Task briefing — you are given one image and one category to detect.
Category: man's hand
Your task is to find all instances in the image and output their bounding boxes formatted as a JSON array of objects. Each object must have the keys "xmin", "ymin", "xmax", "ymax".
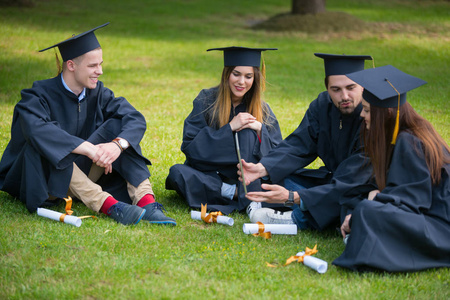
[
  {"xmin": 237, "ymin": 160, "xmax": 268, "ymax": 185},
  {"xmin": 245, "ymin": 183, "xmax": 289, "ymax": 204}
]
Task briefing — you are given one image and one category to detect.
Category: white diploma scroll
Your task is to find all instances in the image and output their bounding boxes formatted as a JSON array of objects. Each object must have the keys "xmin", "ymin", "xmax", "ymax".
[
  {"xmin": 242, "ymin": 223, "xmax": 297, "ymax": 235},
  {"xmin": 296, "ymin": 251, "xmax": 328, "ymax": 274},
  {"xmin": 190, "ymin": 211, "xmax": 234, "ymax": 226},
  {"xmin": 37, "ymin": 208, "xmax": 82, "ymax": 227}
]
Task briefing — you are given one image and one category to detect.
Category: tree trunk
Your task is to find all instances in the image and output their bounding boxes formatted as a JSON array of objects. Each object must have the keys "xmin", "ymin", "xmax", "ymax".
[{"xmin": 292, "ymin": 0, "xmax": 326, "ymax": 15}]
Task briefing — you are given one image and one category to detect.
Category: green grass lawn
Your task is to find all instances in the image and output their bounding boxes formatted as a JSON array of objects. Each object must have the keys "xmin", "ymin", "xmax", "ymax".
[{"xmin": 0, "ymin": 0, "xmax": 449, "ymax": 298}]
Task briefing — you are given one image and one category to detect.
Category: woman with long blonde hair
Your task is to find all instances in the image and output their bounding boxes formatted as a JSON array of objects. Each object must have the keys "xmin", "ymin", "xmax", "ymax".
[
  {"xmin": 166, "ymin": 47, "xmax": 282, "ymax": 215},
  {"xmin": 334, "ymin": 65, "xmax": 450, "ymax": 272}
]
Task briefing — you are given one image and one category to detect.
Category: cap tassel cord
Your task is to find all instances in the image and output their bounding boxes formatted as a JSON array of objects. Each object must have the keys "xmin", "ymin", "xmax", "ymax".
[
  {"xmin": 385, "ymin": 79, "xmax": 401, "ymax": 145},
  {"xmin": 54, "ymin": 49, "xmax": 62, "ymax": 75},
  {"xmin": 261, "ymin": 54, "xmax": 266, "ymax": 92}
]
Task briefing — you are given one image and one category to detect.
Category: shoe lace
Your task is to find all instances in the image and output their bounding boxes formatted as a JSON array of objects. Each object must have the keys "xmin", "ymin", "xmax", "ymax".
[
  {"xmin": 107, "ymin": 203, "xmax": 123, "ymax": 216},
  {"xmin": 153, "ymin": 202, "xmax": 167, "ymax": 212}
]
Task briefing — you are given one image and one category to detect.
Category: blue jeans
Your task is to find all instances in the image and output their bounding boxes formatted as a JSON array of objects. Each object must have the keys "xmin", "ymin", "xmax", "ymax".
[{"xmin": 284, "ymin": 176, "xmax": 310, "ymax": 230}]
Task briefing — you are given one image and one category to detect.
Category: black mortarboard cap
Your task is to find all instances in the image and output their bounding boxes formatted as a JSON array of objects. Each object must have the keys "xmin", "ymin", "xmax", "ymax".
[
  {"xmin": 314, "ymin": 53, "xmax": 373, "ymax": 76},
  {"xmin": 346, "ymin": 65, "xmax": 427, "ymax": 108},
  {"xmin": 39, "ymin": 23, "xmax": 109, "ymax": 61},
  {"xmin": 347, "ymin": 65, "xmax": 426, "ymax": 144},
  {"xmin": 207, "ymin": 46, "xmax": 277, "ymax": 67}
]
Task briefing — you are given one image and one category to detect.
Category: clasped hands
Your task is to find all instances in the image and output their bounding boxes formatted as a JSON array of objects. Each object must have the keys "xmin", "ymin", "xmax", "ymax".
[
  {"xmin": 73, "ymin": 141, "xmax": 122, "ymax": 174},
  {"xmin": 230, "ymin": 112, "xmax": 262, "ymax": 136}
]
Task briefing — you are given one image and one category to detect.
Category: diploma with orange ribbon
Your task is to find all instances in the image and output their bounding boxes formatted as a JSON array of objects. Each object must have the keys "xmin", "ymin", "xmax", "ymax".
[
  {"xmin": 36, "ymin": 196, "xmax": 95, "ymax": 227},
  {"xmin": 284, "ymin": 245, "xmax": 328, "ymax": 273},
  {"xmin": 191, "ymin": 204, "xmax": 234, "ymax": 226},
  {"xmin": 37, "ymin": 207, "xmax": 82, "ymax": 227},
  {"xmin": 243, "ymin": 222, "xmax": 297, "ymax": 235}
]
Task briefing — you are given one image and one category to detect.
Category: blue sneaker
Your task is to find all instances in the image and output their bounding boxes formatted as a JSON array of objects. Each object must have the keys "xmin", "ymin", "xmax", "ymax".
[
  {"xmin": 142, "ymin": 203, "xmax": 176, "ymax": 226},
  {"xmin": 107, "ymin": 202, "xmax": 146, "ymax": 225}
]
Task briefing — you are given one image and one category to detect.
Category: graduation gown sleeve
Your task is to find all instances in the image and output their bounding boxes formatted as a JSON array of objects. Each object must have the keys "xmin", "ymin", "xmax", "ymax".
[
  {"xmin": 260, "ymin": 91, "xmax": 362, "ymax": 184},
  {"xmin": 181, "ymin": 89, "xmax": 238, "ymax": 169},
  {"xmin": 16, "ymin": 84, "xmax": 85, "ymax": 170},
  {"xmin": 298, "ymin": 152, "xmax": 373, "ymax": 230},
  {"xmin": 260, "ymin": 95, "xmax": 321, "ymax": 183}
]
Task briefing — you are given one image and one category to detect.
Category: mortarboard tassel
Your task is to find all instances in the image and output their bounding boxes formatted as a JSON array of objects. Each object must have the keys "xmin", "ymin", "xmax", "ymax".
[
  {"xmin": 385, "ymin": 79, "xmax": 401, "ymax": 145},
  {"xmin": 54, "ymin": 48, "xmax": 63, "ymax": 75},
  {"xmin": 261, "ymin": 54, "xmax": 266, "ymax": 92}
]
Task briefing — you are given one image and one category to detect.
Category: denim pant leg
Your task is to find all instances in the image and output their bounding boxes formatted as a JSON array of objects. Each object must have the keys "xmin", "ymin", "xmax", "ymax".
[{"xmin": 284, "ymin": 176, "xmax": 310, "ymax": 230}]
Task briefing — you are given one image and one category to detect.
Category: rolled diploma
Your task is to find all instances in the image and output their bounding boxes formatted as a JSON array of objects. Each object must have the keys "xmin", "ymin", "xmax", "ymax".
[
  {"xmin": 37, "ymin": 208, "xmax": 82, "ymax": 227},
  {"xmin": 190, "ymin": 211, "xmax": 234, "ymax": 226},
  {"xmin": 242, "ymin": 223, "xmax": 297, "ymax": 235},
  {"xmin": 296, "ymin": 251, "xmax": 328, "ymax": 274}
]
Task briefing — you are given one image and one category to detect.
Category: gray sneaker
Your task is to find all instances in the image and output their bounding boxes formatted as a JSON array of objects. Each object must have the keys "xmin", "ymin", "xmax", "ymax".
[
  {"xmin": 107, "ymin": 202, "xmax": 146, "ymax": 225},
  {"xmin": 250, "ymin": 207, "xmax": 294, "ymax": 224},
  {"xmin": 266, "ymin": 210, "xmax": 294, "ymax": 224},
  {"xmin": 142, "ymin": 203, "xmax": 176, "ymax": 226},
  {"xmin": 249, "ymin": 207, "xmax": 275, "ymax": 223},
  {"xmin": 246, "ymin": 201, "xmax": 262, "ymax": 218}
]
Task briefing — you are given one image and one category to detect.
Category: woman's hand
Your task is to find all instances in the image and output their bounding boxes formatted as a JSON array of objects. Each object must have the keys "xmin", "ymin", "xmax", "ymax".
[
  {"xmin": 340, "ymin": 214, "xmax": 352, "ymax": 238},
  {"xmin": 368, "ymin": 189, "xmax": 380, "ymax": 200}
]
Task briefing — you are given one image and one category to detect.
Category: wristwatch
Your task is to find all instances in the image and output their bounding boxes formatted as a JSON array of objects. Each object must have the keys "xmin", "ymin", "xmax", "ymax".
[
  {"xmin": 284, "ymin": 191, "xmax": 295, "ymax": 207},
  {"xmin": 112, "ymin": 138, "xmax": 130, "ymax": 152}
]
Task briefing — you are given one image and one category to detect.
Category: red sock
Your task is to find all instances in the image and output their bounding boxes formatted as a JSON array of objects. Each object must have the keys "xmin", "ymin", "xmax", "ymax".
[
  {"xmin": 100, "ymin": 196, "xmax": 118, "ymax": 215},
  {"xmin": 137, "ymin": 194, "xmax": 155, "ymax": 207}
]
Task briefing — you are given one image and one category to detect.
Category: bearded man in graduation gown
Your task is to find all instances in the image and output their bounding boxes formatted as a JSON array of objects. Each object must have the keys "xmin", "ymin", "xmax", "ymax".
[
  {"xmin": 0, "ymin": 23, "xmax": 176, "ymax": 226},
  {"xmin": 241, "ymin": 53, "xmax": 373, "ymax": 230}
]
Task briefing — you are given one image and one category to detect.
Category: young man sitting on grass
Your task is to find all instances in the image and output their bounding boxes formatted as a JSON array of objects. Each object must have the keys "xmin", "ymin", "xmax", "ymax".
[{"xmin": 0, "ymin": 23, "xmax": 176, "ymax": 226}]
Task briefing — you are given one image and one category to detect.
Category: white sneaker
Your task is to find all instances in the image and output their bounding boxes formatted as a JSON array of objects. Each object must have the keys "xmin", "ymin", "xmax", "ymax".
[
  {"xmin": 266, "ymin": 210, "xmax": 294, "ymax": 224},
  {"xmin": 249, "ymin": 207, "xmax": 276, "ymax": 223},
  {"xmin": 246, "ymin": 201, "xmax": 262, "ymax": 218}
]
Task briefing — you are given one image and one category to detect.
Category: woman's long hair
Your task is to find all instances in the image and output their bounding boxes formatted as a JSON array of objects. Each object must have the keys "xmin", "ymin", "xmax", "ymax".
[
  {"xmin": 208, "ymin": 66, "xmax": 271, "ymax": 129},
  {"xmin": 363, "ymin": 102, "xmax": 450, "ymax": 190}
]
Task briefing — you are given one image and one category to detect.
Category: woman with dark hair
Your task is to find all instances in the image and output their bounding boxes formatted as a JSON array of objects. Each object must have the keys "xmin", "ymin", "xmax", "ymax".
[
  {"xmin": 166, "ymin": 47, "xmax": 282, "ymax": 215},
  {"xmin": 333, "ymin": 65, "xmax": 450, "ymax": 272}
]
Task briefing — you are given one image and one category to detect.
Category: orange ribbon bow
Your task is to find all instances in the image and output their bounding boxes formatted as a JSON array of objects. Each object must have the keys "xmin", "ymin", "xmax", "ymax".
[
  {"xmin": 252, "ymin": 222, "xmax": 272, "ymax": 239},
  {"xmin": 59, "ymin": 196, "xmax": 96, "ymax": 223},
  {"xmin": 284, "ymin": 244, "xmax": 318, "ymax": 266},
  {"xmin": 200, "ymin": 203, "xmax": 223, "ymax": 224}
]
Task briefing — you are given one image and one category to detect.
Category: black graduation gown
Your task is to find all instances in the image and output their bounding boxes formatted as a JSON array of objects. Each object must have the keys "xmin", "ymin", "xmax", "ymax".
[
  {"xmin": 333, "ymin": 132, "xmax": 450, "ymax": 272},
  {"xmin": 259, "ymin": 91, "xmax": 368, "ymax": 230},
  {"xmin": 165, "ymin": 87, "xmax": 282, "ymax": 214},
  {"xmin": 0, "ymin": 74, "xmax": 151, "ymax": 212}
]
